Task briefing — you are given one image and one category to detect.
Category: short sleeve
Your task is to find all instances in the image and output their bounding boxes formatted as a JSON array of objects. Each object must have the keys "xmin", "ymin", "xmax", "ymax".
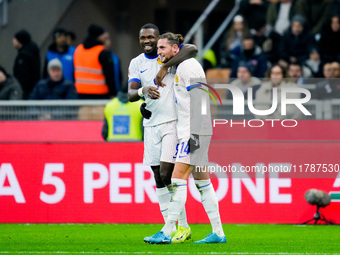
[
  {"xmin": 128, "ymin": 58, "xmax": 140, "ymax": 83},
  {"xmin": 177, "ymin": 61, "xmax": 205, "ymax": 90}
]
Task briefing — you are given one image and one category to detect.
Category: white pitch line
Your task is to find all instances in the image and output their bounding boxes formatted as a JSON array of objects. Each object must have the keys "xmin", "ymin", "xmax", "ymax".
[{"xmin": 0, "ymin": 252, "xmax": 338, "ymax": 255}]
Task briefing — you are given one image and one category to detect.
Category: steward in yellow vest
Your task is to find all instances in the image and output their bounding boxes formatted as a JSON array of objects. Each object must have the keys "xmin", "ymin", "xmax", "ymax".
[{"xmin": 102, "ymin": 86, "xmax": 143, "ymax": 141}]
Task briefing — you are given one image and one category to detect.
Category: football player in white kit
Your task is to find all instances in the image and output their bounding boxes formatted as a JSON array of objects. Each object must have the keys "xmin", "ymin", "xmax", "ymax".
[
  {"xmin": 128, "ymin": 24, "xmax": 197, "ymax": 243},
  {"xmin": 144, "ymin": 32, "xmax": 226, "ymax": 244}
]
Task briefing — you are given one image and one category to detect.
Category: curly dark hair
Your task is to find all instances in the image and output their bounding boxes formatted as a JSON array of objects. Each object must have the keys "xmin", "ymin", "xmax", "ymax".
[{"xmin": 265, "ymin": 64, "xmax": 288, "ymax": 78}]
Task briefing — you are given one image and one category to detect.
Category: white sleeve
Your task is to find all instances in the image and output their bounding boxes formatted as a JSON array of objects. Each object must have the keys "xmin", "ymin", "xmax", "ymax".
[
  {"xmin": 176, "ymin": 64, "xmax": 190, "ymax": 89},
  {"xmin": 177, "ymin": 61, "xmax": 206, "ymax": 90},
  {"xmin": 128, "ymin": 58, "xmax": 140, "ymax": 83}
]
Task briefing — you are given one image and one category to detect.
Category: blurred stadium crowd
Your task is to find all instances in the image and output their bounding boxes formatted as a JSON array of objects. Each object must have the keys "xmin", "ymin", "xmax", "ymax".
[{"xmin": 1, "ymin": 0, "xmax": 340, "ymax": 127}]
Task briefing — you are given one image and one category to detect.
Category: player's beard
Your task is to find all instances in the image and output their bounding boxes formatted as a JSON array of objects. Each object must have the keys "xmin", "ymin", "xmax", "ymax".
[
  {"xmin": 144, "ymin": 45, "xmax": 157, "ymax": 56},
  {"xmin": 159, "ymin": 55, "xmax": 170, "ymax": 63}
]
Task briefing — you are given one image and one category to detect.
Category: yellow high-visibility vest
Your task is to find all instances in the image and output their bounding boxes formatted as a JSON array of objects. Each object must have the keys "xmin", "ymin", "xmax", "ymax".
[{"xmin": 104, "ymin": 98, "xmax": 143, "ymax": 141}]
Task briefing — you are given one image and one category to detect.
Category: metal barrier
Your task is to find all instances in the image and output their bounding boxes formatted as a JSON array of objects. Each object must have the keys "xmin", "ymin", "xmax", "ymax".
[
  {"xmin": 0, "ymin": 100, "xmax": 109, "ymax": 121},
  {"xmin": 323, "ymin": 99, "xmax": 340, "ymax": 120},
  {"xmin": 0, "ymin": 0, "xmax": 8, "ymax": 27},
  {"xmin": 0, "ymin": 99, "xmax": 339, "ymax": 121}
]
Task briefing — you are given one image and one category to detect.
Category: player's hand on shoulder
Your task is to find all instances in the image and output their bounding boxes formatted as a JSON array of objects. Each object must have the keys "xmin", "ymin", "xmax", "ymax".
[
  {"xmin": 143, "ymin": 86, "xmax": 160, "ymax": 99},
  {"xmin": 140, "ymin": 103, "xmax": 152, "ymax": 119}
]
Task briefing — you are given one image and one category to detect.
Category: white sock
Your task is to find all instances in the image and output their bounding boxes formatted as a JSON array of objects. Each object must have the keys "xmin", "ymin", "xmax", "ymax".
[
  {"xmin": 178, "ymin": 207, "xmax": 189, "ymax": 229},
  {"xmin": 161, "ymin": 178, "xmax": 187, "ymax": 236},
  {"xmin": 156, "ymin": 187, "xmax": 170, "ymax": 223},
  {"xmin": 195, "ymin": 179, "xmax": 224, "ymax": 237}
]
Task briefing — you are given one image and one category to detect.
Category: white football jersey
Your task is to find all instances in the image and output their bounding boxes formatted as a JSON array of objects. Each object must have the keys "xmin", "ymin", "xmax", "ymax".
[
  {"xmin": 128, "ymin": 53, "xmax": 177, "ymax": 127},
  {"xmin": 174, "ymin": 58, "xmax": 213, "ymax": 139}
]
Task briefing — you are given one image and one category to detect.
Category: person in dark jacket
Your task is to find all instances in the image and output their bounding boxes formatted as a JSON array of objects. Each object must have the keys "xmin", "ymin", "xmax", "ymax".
[
  {"xmin": 266, "ymin": 0, "xmax": 299, "ymax": 35},
  {"xmin": 279, "ymin": 15, "xmax": 315, "ymax": 66},
  {"xmin": 101, "ymin": 28, "xmax": 123, "ymax": 93},
  {"xmin": 0, "ymin": 65, "xmax": 23, "ymax": 100},
  {"xmin": 294, "ymin": 0, "xmax": 333, "ymax": 35},
  {"xmin": 315, "ymin": 62, "xmax": 340, "ymax": 99},
  {"xmin": 12, "ymin": 29, "xmax": 40, "ymax": 99},
  {"xmin": 230, "ymin": 36, "xmax": 268, "ymax": 78},
  {"xmin": 318, "ymin": 14, "xmax": 340, "ymax": 63},
  {"xmin": 238, "ymin": 0, "xmax": 269, "ymax": 30},
  {"xmin": 252, "ymin": 18, "xmax": 282, "ymax": 64},
  {"xmin": 65, "ymin": 30, "xmax": 77, "ymax": 47},
  {"xmin": 227, "ymin": 62, "xmax": 261, "ymax": 99},
  {"xmin": 74, "ymin": 24, "xmax": 117, "ymax": 99},
  {"xmin": 43, "ymin": 28, "xmax": 75, "ymax": 82},
  {"xmin": 304, "ymin": 48, "xmax": 323, "ymax": 78},
  {"xmin": 29, "ymin": 58, "xmax": 77, "ymax": 100}
]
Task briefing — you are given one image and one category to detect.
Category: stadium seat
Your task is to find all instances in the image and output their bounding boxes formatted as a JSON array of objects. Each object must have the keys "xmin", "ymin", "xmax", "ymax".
[
  {"xmin": 205, "ymin": 68, "xmax": 231, "ymax": 99},
  {"xmin": 78, "ymin": 106, "xmax": 105, "ymax": 120}
]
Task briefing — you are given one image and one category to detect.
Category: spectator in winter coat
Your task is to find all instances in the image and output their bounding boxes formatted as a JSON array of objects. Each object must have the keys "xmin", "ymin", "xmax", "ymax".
[
  {"xmin": 227, "ymin": 62, "xmax": 261, "ymax": 99},
  {"xmin": 238, "ymin": 0, "xmax": 269, "ymax": 31},
  {"xmin": 279, "ymin": 15, "xmax": 315, "ymax": 67},
  {"xmin": 230, "ymin": 36, "xmax": 268, "ymax": 78},
  {"xmin": 266, "ymin": 0, "xmax": 298, "ymax": 35},
  {"xmin": 251, "ymin": 18, "xmax": 282, "ymax": 64},
  {"xmin": 255, "ymin": 64, "xmax": 303, "ymax": 119},
  {"xmin": 219, "ymin": 15, "xmax": 250, "ymax": 68},
  {"xmin": 0, "ymin": 65, "xmax": 23, "ymax": 100},
  {"xmin": 295, "ymin": 0, "xmax": 332, "ymax": 35},
  {"xmin": 315, "ymin": 62, "xmax": 340, "ymax": 99},
  {"xmin": 318, "ymin": 14, "xmax": 340, "ymax": 63},
  {"xmin": 12, "ymin": 29, "xmax": 40, "ymax": 99},
  {"xmin": 29, "ymin": 59, "xmax": 77, "ymax": 100},
  {"xmin": 43, "ymin": 28, "xmax": 75, "ymax": 82},
  {"xmin": 304, "ymin": 48, "xmax": 323, "ymax": 78}
]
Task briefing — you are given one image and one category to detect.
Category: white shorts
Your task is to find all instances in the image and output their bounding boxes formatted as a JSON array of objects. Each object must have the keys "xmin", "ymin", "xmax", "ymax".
[
  {"xmin": 175, "ymin": 135, "xmax": 211, "ymax": 166},
  {"xmin": 143, "ymin": 120, "xmax": 178, "ymax": 166}
]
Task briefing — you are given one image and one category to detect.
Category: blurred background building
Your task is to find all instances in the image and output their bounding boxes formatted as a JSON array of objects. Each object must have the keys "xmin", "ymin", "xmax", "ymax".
[{"xmin": 0, "ymin": 0, "xmax": 233, "ymax": 82}]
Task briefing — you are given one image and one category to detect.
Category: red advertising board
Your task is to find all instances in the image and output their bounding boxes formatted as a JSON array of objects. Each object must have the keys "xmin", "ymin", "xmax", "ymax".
[
  {"xmin": 0, "ymin": 120, "xmax": 340, "ymax": 142},
  {"xmin": 0, "ymin": 121, "xmax": 103, "ymax": 142},
  {"xmin": 1, "ymin": 142, "xmax": 339, "ymax": 224}
]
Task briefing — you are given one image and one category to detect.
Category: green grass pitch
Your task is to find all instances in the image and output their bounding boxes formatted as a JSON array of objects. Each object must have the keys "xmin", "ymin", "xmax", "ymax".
[{"xmin": 0, "ymin": 224, "xmax": 339, "ymax": 254}]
